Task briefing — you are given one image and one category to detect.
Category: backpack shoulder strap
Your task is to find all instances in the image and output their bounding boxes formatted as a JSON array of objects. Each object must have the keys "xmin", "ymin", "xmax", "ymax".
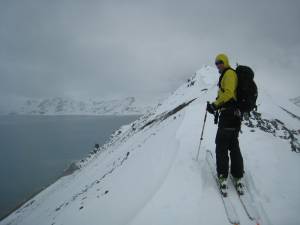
[{"xmin": 218, "ymin": 67, "xmax": 235, "ymax": 88}]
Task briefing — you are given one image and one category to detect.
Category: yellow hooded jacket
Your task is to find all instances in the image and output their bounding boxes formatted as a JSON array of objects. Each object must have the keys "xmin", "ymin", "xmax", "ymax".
[{"xmin": 213, "ymin": 54, "xmax": 238, "ymax": 108}]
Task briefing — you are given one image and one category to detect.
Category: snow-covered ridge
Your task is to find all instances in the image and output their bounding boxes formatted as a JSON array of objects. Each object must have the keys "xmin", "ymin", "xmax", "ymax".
[
  {"xmin": 5, "ymin": 97, "xmax": 152, "ymax": 115},
  {"xmin": 290, "ymin": 96, "xmax": 300, "ymax": 107},
  {"xmin": 1, "ymin": 65, "xmax": 300, "ymax": 225}
]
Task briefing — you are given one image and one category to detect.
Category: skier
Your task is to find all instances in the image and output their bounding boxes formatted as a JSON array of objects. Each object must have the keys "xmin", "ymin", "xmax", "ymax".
[{"xmin": 206, "ymin": 53, "xmax": 244, "ymax": 194}]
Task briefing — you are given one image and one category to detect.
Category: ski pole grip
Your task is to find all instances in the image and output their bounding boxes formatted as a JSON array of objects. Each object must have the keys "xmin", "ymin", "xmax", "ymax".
[{"xmin": 206, "ymin": 101, "xmax": 210, "ymax": 111}]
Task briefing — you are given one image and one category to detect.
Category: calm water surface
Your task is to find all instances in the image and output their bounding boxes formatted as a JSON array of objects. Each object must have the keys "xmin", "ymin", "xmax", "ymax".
[{"xmin": 0, "ymin": 115, "xmax": 139, "ymax": 219}]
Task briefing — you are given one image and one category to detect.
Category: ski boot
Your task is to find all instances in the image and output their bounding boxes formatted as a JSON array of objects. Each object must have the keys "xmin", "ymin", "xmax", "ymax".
[
  {"xmin": 233, "ymin": 177, "xmax": 244, "ymax": 195},
  {"xmin": 218, "ymin": 175, "xmax": 228, "ymax": 197}
]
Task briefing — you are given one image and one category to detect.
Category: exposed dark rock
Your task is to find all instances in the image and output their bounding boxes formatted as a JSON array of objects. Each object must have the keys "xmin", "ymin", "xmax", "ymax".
[
  {"xmin": 245, "ymin": 111, "xmax": 300, "ymax": 152},
  {"xmin": 62, "ymin": 162, "xmax": 80, "ymax": 176},
  {"xmin": 140, "ymin": 98, "xmax": 197, "ymax": 130}
]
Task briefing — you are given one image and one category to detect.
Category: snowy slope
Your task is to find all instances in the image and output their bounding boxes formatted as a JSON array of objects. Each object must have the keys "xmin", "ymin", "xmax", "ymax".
[
  {"xmin": 1, "ymin": 65, "xmax": 300, "ymax": 225},
  {"xmin": 2, "ymin": 97, "xmax": 152, "ymax": 115},
  {"xmin": 290, "ymin": 96, "xmax": 300, "ymax": 108}
]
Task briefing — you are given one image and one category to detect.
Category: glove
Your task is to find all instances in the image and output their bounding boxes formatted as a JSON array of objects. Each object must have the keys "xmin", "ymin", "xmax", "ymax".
[{"xmin": 206, "ymin": 102, "xmax": 217, "ymax": 114}]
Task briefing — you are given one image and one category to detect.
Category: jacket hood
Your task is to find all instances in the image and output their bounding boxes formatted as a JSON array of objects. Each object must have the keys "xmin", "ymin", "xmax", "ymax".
[{"xmin": 215, "ymin": 53, "xmax": 230, "ymax": 68}]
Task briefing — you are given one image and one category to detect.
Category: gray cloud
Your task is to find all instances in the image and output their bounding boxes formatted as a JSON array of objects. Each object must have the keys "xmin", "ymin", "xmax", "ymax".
[{"xmin": 0, "ymin": 0, "xmax": 299, "ymax": 104}]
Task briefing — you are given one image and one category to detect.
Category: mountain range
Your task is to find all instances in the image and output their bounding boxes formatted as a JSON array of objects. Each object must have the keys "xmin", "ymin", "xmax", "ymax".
[{"xmin": 4, "ymin": 97, "xmax": 152, "ymax": 115}]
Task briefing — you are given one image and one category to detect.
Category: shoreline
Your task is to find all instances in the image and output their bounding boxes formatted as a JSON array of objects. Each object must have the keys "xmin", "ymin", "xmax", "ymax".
[
  {"xmin": 0, "ymin": 160, "xmax": 82, "ymax": 222},
  {"xmin": 0, "ymin": 114, "xmax": 141, "ymax": 222}
]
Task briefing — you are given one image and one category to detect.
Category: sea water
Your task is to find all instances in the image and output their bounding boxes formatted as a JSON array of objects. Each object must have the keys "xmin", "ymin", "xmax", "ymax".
[{"xmin": 0, "ymin": 115, "xmax": 139, "ymax": 219}]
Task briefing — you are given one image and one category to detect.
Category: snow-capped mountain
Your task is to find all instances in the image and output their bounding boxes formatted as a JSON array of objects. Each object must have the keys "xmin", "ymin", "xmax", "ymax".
[
  {"xmin": 5, "ymin": 97, "xmax": 152, "ymax": 115},
  {"xmin": 1, "ymin": 65, "xmax": 300, "ymax": 225}
]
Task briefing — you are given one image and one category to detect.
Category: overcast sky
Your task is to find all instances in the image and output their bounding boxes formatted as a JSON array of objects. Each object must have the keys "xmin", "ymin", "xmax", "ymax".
[{"xmin": 0, "ymin": 0, "xmax": 299, "ymax": 104}]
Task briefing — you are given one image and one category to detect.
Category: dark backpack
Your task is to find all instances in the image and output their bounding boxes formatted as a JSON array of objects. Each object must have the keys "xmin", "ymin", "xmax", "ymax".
[{"xmin": 235, "ymin": 65, "xmax": 258, "ymax": 113}]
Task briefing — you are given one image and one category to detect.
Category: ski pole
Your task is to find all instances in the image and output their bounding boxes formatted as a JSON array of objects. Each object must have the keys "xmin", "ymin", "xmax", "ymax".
[{"xmin": 196, "ymin": 104, "xmax": 208, "ymax": 160}]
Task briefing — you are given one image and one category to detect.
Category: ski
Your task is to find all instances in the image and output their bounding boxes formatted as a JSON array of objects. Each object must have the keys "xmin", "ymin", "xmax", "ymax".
[
  {"xmin": 205, "ymin": 150, "xmax": 240, "ymax": 225},
  {"xmin": 230, "ymin": 175, "xmax": 261, "ymax": 225}
]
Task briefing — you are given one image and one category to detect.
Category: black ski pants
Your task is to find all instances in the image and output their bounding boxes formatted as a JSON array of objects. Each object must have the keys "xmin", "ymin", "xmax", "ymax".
[{"xmin": 215, "ymin": 128, "xmax": 244, "ymax": 179}]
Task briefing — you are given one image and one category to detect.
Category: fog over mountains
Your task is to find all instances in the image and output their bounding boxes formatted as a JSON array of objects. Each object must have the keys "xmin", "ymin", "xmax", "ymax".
[{"xmin": 1, "ymin": 97, "xmax": 154, "ymax": 116}]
